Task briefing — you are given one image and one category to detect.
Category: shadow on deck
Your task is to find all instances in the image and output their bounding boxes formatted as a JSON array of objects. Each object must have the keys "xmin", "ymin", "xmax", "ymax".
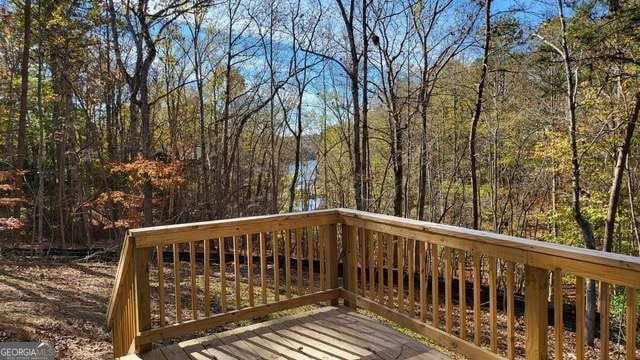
[{"xmin": 118, "ymin": 306, "xmax": 448, "ymax": 360}]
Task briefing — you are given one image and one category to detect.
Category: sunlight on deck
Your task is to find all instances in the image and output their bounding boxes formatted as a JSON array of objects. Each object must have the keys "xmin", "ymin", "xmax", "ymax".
[{"xmin": 118, "ymin": 306, "xmax": 449, "ymax": 360}]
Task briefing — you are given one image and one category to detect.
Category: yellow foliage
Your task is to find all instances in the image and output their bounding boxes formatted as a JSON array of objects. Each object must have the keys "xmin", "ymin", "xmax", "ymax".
[{"xmin": 532, "ymin": 132, "xmax": 571, "ymax": 173}]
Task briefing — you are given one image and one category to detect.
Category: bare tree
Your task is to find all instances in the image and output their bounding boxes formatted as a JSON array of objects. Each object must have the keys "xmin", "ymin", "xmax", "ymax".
[
  {"xmin": 335, "ymin": 0, "xmax": 364, "ymax": 210},
  {"xmin": 534, "ymin": 0, "xmax": 597, "ymax": 344},
  {"xmin": 468, "ymin": 0, "xmax": 491, "ymax": 230},
  {"xmin": 109, "ymin": 0, "xmax": 207, "ymax": 225},
  {"xmin": 413, "ymin": 0, "xmax": 477, "ymax": 221},
  {"xmin": 15, "ymin": 0, "xmax": 31, "ymax": 209},
  {"xmin": 370, "ymin": 0, "xmax": 411, "ymax": 217},
  {"xmin": 284, "ymin": 0, "xmax": 322, "ymax": 212},
  {"xmin": 604, "ymin": 91, "xmax": 639, "ymax": 252}
]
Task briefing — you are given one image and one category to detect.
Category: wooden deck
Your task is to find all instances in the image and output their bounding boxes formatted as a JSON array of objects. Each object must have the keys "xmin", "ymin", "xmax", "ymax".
[
  {"xmin": 119, "ymin": 306, "xmax": 449, "ymax": 360},
  {"xmin": 109, "ymin": 209, "xmax": 640, "ymax": 359}
]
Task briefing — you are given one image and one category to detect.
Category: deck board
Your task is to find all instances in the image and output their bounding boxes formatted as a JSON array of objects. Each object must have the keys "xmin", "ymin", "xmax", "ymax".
[{"xmin": 118, "ymin": 306, "xmax": 450, "ymax": 360}]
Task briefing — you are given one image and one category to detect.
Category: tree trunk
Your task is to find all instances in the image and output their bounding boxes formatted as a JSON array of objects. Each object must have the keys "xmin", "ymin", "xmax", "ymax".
[
  {"xmin": 335, "ymin": 0, "xmax": 363, "ymax": 210},
  {"xmin": 469, "ymin": 0, "xmax": 491, "ymax": 230},
  {"xmin": 555, "ymin": 0, "xmax": 598, "ymax": 344},
  {"xmin": 15, "ymin": 0, "xmax": 31, "ymax": 217},
  {"xmin": 603, "ymin": 90, "xmax": 639, "ymax": 252},
  {"xmin": 192, "ymin": 12, "xmax": 210, "ymax": 217},
  {"xmin": 140, "ymin": 68, "xmax": 153, "ymax": 226},
  {"xmin": 361, "ymin": 0, "xmax": 369, "ymax": 211},
  {"xmin": 390, "ymin": 110, "xmax": 404, "ymax": 217},
  {"xmin": 288, "ymin": 105, "xmax": 303, "ymax": 213},
  {"xmin": 418, "ymin": 98, "xmax": 428, "ymax": 220},
  {"xmin": 35, "ymin": 28, "xmax": 44, "ymax": 244}
]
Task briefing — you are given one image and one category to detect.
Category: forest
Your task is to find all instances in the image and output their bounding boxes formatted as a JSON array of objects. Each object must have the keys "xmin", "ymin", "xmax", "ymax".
[
  {"xmin": 2, "ymin": 0, "xmax": 639, "ymax": 255},
  {"xmin": 1, "ymin": 0, "xmax": 640, "ymax": 357}
]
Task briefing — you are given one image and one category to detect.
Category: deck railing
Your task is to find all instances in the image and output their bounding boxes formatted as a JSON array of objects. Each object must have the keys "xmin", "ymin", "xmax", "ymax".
[{"xmin": 107, "ymin": 208, "xmax": 640, "ymax": 360}]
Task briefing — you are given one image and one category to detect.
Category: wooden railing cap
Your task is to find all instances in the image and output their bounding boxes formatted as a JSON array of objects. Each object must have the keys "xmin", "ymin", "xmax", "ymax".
[{"xmin": 335, "ymin": 208, "xmax": 640, "ymax": 274}]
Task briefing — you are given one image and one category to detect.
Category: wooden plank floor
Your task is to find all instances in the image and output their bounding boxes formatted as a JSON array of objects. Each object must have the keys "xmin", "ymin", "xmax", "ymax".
[{"xmin": 119, "ymin": 306, "xmax": 449, "ymax": 360}]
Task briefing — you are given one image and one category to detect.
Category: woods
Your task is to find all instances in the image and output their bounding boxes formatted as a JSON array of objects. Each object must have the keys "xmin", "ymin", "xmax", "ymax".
[
  {"xmin": 0, "ymin": 0, "xmax": 639, "ymax": 358},
  {"xmin": 0, "ymin": 0, "xmax": 639, "ymax": 259}
]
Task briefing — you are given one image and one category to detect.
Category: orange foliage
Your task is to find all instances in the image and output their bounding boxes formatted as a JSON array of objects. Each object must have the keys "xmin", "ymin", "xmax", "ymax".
[
  {"xmin": 0, "ymin": 170, "xmax": 27, "ymax": 182},
  {"xmin": 92, "ymin": 191, "xmax": 143, "ymax": 209},
  {"xmin": 0, "ymin": 217, "xmax": 24, "ymax": 231},
  {"xmin": 107, "ymin": 219, "xmax": 142, "ymax": 229},
  {"xmin": 0, "ymin": 198, "xmax": 27, "ymax": 206},
  {"xmin": 85, "ymin": 191, "xmax": 143, "ymax": 229},
  {"xmin": 109, "ymin": 157, "xmax": 185, "ymax": 190},
  {"xmin": 0, "ymin": 184, "xmax": 14, "ymax": 191}
]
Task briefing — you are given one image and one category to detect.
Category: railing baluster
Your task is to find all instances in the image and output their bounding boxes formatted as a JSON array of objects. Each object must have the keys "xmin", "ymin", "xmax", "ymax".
[
  {"xmin": 408, "ymin": 238, "xmax": 415, "ymax": 317},
  {"xmin": 247, "ymin": 234, "xmax": 254, "ymax": 307},
  {"xmin": 296, "ymin": 228, "xmax": 303, "ymax": 296},
  {"xmin": 156, "ymin": 245, "xmax": 165, "ymax": 327},
  {"xmin": 260, "ymin": 232, "xmax": 267, "ymax": 304},
  {"xmin": 129, "ymin": 283, "xmax": 135, "ymax": 348},
  {"xmin": 506, "ymin": 261, "xmax": 515, "ymax": 360},
  {"xmin": 387, "ymin": 234, "xmax": 393, "ymax": 307},
  {"xmin": 349, "ymin": 225, "xmax": 358, "ymax": 300},
  {"xmin": 445, "ymin": 247, "xmax": 452, "ymax": 334},
  {"xmin": 173, "ymin": 243, "xmax": 181, "ymax": 322},
  {"xmin": 233, "ymin": 235, "xmax": 241, "ymax": 310},
  {"xmin": 459, "ymin": 251, "xmax": 467, "ymax": 340},
  {"xmin": 274, "ymin": 231, "xmax": 280, "ymax": 302},
  {"xmin": 377, "ymin": 232, "xmax": 384, "ymax": 303},
  {"xmin": 309, "ymin": 227, "xmax": 315, "ymax": 292},
  {"xmin": 489, "ymin": 256, "xmax": 497, "ymax": 352},
  {"xmin": 203, "ymin": 239, "xmax": 210, "ymax": 317},
  {"xmin": 398, "ymin": 238, "xmax": 405, "ymax": 312},
  {"xmin": 319, "ymin": 227, "xmax": 326, "ymax": 291},
  {"xmin": 368, "ymin": 230, "xmax": 375, "ymax": 299},
  {"xmin": 473, "ymin": 253, "xmax": 481, "ymax": 345},
  {"xmin": 553, "ymin": 269, "xmax": 563, "ymax": 360},
  {"xmin": 431, "ymin": 243, "xmax": 439, "ymax": 328},
  {"xmin": 419, "ymin": 241, "xmax": 426, "ymax": 322},
  {"xmin": 133, "ymin": 247, "xmax": 151, "ymax": 352},
  {"xmin": 358, "ymin": 227, "xmax": 367, "ymax": 296},
  {"xmin": 626, "ymin": 287, "xmax": 637, "ymax": 360},
  {"xmin": 576, "ymin": 276, "xmax": 585, "ymax": 360},
  {"xmin": 123, "ymin": 290, "xmax": 128, "ymax": 350},
  {"xmin": 218, "ymin": 237, "xmax": 227, "ymax": 313},
  {"xmin": 285, "ymin": 229, "xmax": 292, "ymax": 299},
  {"xmin": 121, "ymin": 289, "xmax": 126, "ymax": 349},
  {"xmin": 600, "ymin": 282, "xmax": 610, "ymax": 360},
  {"xmin": 113, "ymin": 301, "xmax": 122, "ymax": 354},
  {"xmin": 189, "ymin": 241, "xmax": 198, "ymax": 319}
]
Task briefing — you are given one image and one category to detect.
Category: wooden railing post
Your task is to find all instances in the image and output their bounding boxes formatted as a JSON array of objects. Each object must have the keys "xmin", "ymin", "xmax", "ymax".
[
  {"xmin": 133, "ymin": 245, "xmax": 152, "ymax": 353},
  {"xmin": 525, "ymin": 265, "xmax": 549, "ymax": 360},
  {"xmin": 342, "ymin": 224, "xmax": 357, "ymax": 308},
  {"xmin": 323, "ymin": 223, "xmax": 339, "ymax": 305}
]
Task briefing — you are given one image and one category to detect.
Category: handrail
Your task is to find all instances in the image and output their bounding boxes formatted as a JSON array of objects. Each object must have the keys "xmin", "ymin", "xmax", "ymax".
[
  {"xmin": 107, "ymin": 209, "xmax": 640, "ymax": 360},
  {"xmin": 336, "ymin": 208, "xmax": 640, "ymax": 288},
  {"xmin": 107, "ymin": 234, "xmax": 137, "ymax": 356},
  {"xmin": 129, "ymin": 209, "xmax": 339, "ymax": 247},
  {"xmin": 107, "ymin": 233, "xmax": 133, "ymax": 326}
]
